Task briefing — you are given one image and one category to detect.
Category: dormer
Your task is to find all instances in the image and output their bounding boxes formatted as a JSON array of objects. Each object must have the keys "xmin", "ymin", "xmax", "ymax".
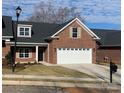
[{"xmin": 17, "ymin": 24, "xmax": 32, "ymax": 37}]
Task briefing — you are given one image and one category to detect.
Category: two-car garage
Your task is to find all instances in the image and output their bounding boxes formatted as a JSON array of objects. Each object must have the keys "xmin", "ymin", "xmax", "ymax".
[{"xmin": 57, "ymin": 48, "xmax": 92, "ymax": 64}]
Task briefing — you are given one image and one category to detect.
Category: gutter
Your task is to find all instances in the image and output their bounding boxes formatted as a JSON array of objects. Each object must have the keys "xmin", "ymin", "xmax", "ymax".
[
  {"xmin": 6, "ymin": 42, "xmax": 48, "ymax": 46},
  {"xmin": 2, "ymin": 36, "xmax": 13, "ymax": 38},
  {"xmin": 99, "ymin": 45, "xmax": 121, "ymax": 47}
]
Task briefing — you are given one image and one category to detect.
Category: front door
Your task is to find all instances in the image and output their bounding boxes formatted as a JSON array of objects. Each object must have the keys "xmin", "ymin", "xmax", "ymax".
[{"xmin": 38, "ymin": 48, "xmax": 43, "ymax": 61}]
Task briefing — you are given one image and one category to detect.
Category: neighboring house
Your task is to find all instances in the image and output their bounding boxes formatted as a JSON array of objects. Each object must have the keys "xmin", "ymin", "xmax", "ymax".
[
  {"xmin": 92, "ymin": 29, "xmax": 121, "ymax": 64},
  {"xmin": 2, "ymin": 16, "xmax": 13, "ymax": 65},
  {"xmin": 2, "ymin": 16, "xmax": 121, "ymax": 65}
]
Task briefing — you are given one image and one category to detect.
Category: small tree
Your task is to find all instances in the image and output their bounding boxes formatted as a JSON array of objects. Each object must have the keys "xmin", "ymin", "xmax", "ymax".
[{"xmin": 5, "ymin": 51, "xmax": 13, "ymax": 65}]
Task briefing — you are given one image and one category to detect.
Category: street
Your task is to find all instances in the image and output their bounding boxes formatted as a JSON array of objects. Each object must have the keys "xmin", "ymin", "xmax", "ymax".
[
  {"xmin": 2, "ymin": 85, "xmax": 66, "ymax": 93},
  {"xmin": 2, "ymin": 85, "xmax": 121, "ymax": 93}
]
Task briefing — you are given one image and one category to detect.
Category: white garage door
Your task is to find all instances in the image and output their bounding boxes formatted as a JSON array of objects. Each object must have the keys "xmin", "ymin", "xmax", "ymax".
[{"xmin": 57, "ymin": 48, "xmax": 92, "ymax": 64}]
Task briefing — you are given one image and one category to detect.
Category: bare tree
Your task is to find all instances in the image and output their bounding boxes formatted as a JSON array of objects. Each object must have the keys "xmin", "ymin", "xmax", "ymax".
[{"xmin": 28, "ymin": 1, "xmax": 83, "ymax": 24}]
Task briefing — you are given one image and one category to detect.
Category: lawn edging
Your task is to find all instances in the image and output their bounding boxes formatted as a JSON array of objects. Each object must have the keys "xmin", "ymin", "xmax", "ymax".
[
  {"xmin": 3, "ymin": 74, "xmax": 104, "ymax": 82},
  {"xmin": 2, "ymin": 80, "xmax": 120, "ymax": 90}
]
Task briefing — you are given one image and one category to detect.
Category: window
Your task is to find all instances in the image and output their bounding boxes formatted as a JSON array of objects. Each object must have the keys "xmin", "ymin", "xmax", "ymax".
[
  {"xmin": 19, "ymin": 49, "xmax": 29, "ymax": 58},
  {"xmin": 79, "ymin": 48, "xmax": 82, "ymax": 50},
  {"xmin": 2, "ymin": 40, "xmax": 5, "ymax": 47},
  {"xmin": 70, "ymin": 27, "xmax": 81, "ymax": 38},
  {"xmin": 18, "ymin": 24, "xmax": 32, "ymax": 37},
  {"xmin": 19, "ymin": 27, "xmax": 30, "ymax": 36},
  {"xmin": 72, "ymin": 28, "xmax": 78, "ymax": 38},
  {"xmin": 71, "ymin": 48, "xmax": 74, "ymax": 50},
  {"xmin": 63, "ymin": 48, "xmax": 65, "ymax": 50},
  {"xmin": 67, "ymin": 48, "xmax": 70, "ymax": 50}
]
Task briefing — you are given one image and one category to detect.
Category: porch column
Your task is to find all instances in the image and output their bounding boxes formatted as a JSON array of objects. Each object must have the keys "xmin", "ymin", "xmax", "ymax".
[{"xmin": 36, "ymin": 46, "xmax": 38, "ymax": 62}]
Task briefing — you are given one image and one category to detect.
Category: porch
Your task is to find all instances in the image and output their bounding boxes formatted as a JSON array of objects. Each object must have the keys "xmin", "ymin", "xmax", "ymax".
[{"xmin": 11, "ymin": 45, "xmax": 48, "ymax": 63}]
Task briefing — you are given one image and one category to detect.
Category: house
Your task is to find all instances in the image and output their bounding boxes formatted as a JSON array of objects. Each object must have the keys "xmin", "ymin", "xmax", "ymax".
[
  {"xmin": 2, "ymin": 16, "xmax": 121, "ymax": 65},
  {"xmin": 92, "ymin": 29, "xmax": 121, "ymax": 64}
]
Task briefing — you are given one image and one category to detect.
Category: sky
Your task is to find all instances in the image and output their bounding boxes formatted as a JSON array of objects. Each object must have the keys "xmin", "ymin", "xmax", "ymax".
[{"xmin": 2, "ymin": 0, "xmax": 121, "ymax": 30}]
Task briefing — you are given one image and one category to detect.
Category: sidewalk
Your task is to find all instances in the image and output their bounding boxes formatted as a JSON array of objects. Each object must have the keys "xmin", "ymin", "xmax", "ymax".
[
  {"xmin": 3, "ymin": 74, "xmax": 104, "ymax": 82},
  {"xmin": 3, "ymin": 80, "xmax": 120, "ymax": 90},
  {"xmin": 2, "ymin": 74, "xmax": 121, "ymax": 89}
]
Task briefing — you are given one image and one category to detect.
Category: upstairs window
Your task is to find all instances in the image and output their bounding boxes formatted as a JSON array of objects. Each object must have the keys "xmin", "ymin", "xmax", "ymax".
[
  {"xmin": 19, "ymin": 27, "xmax": 29, "ymax": 36},
  {"xmin": 72, "ymin": 28, "xmax": 78, "ymax": 38},
  {"xmin": 70, "ymin": 27, "xmax": 81, "ymax": 38},
  {"xmin": 18, "ymin": 24, "xmax": 32, "ymax": 37}
]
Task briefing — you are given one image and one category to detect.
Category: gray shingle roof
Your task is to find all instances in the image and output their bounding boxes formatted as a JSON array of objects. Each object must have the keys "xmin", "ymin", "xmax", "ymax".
[
  {"xmin": 2, "ymin": 16, "xmax": 121, "ymax": 47},
  {"xmin": 2, "ymin": 16, "xmax": 13, "ymax": 37},
  {"xmin": 12, "ymin": 21, "xmax": 65, "ymax": 43},
  {"xmin": 92, "ymin": 29, "xmax": 121, "ymax": 47}
]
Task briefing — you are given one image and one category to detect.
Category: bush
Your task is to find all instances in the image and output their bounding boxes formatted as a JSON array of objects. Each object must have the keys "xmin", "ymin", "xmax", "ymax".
[{"xmin": 5, "ymin": 51, "xmax": 13, "ymax": 65}]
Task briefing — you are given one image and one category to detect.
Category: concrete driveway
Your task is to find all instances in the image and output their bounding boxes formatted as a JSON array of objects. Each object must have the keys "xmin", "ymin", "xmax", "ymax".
[{"xmin": 60, "ymin": 64, "xmax": 121, "ymax": 84}]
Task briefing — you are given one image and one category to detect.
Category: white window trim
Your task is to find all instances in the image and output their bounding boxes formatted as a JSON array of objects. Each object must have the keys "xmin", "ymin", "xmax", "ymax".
[
  {"xmin": 19, "ymin": 48, "xmax": 29, "ymax": 58},
  {"xmin": 17, "ymin": 24, "xmax": 32, "ymax": 37}
]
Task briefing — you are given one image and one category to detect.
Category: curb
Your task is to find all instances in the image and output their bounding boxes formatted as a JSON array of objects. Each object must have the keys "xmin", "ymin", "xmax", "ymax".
[
  {"xmin": 3, "ymin": 74, "xmax": 104, "ymax": 82},
  {"xmin": 2, "ymin": 80, "xmax": 121, "ymax": 90}
]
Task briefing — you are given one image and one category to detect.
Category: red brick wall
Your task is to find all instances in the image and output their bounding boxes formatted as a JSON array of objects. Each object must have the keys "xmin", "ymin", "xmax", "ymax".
[
  {"xmin": 47, "ymin": 20, "xmax": 97, "ymax": 64},
  {"xmin": 96, "ymin": 47, "xmax": 121, "ymax": 64},
  {"xmin": 44, "ymin": 47, "xmax": 48, "ymax": 62},
  {"xmin": 15, "ymin": 47, "xmax": 47, "ymax": 63}
]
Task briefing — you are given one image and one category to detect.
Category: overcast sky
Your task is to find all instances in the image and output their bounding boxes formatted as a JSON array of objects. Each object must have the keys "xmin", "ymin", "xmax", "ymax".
[{"xmin": 2, "ymin": 0, "xmax": 121, "ymax": 30}]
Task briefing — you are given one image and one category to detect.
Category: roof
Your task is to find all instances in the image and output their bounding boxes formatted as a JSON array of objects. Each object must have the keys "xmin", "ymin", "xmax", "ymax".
[
  {"xmin": 13, "ymin": 18, "xmax": 99, "ymax": 43},
  {"xmin": 92, "ymin": 29, "xmax": 121, "ymax": 47},
  {"xmin": 12, "ymin": 21, "xmax": 65, "ymax": 43},
  {"xmin": 2, "ymin": 16, "xmax": 13, "ymax": 37},
  {"xmin": 2, "ymin": 16, "xmax": 121, "ymax": 47}
]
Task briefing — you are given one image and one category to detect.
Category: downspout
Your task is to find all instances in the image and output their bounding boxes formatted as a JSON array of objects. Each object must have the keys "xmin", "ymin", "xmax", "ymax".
[{"xmin": 48, "ymin": 44, "xmax": 50, "ymax": 63}]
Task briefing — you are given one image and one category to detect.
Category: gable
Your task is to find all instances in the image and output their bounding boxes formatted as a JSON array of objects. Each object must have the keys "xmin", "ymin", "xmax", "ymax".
[
  {"xmin": 56, "ymin": 21, "xmax": 94, "ymax": 41},
  {"xmin": 51, "ymin": 18, "xmax": 100, "ymax": 40}
]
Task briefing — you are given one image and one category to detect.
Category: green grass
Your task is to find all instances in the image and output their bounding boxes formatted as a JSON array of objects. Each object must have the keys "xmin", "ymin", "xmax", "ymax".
[{"xmin": 2, "ymin": 64, "xmax": 94, "ymax": 78}]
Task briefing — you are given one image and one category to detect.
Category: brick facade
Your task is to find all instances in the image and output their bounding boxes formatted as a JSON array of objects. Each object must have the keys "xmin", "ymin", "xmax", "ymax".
[
  {"xmin": 96, "ymin": 47, "xmax": 121, "ymax": 64},
  {"xmin": 2, "ymin": 18, "xmax": 120, "ymax": 65},
  {"xmin": 15, "ymin": 47, "xmax": 47, "ymax": 63},
  {"xmin": 47, "ymin": 20, "xmax": 97, "ymax": 64}
]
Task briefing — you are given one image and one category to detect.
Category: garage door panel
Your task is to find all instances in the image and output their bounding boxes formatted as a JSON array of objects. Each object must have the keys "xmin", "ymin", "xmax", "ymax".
[{"xmin": 57, "ymin": 48, "xmax": 92, "ymax": 64}]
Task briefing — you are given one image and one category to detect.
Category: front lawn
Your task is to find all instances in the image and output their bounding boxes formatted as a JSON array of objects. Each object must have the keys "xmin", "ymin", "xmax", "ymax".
[{"xmin": 2, "ymin": 64, "xmax": 94, "ymax": 78}]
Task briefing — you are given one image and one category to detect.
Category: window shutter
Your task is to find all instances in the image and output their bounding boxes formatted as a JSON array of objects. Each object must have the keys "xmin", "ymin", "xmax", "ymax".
[
  {"xmin": 16, "ymin": 52, "xmax": 19, "ymax": 58},
  {"xmin": 69, "ymin": 27, "xmax": 72, "ymax": 38},
  {"xmin": 29, "ymin": 49, "xmax": 32, "ymax": 58},
  {"xmin": 77, "ymin": 27, "xmax": 81, "ymax": 38}
]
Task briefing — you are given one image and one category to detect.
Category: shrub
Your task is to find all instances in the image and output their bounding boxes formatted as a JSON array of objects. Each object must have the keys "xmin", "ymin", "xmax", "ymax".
[{"xmin": 5, "ymin": 51, "xmax": 13, "ymax": 65}]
